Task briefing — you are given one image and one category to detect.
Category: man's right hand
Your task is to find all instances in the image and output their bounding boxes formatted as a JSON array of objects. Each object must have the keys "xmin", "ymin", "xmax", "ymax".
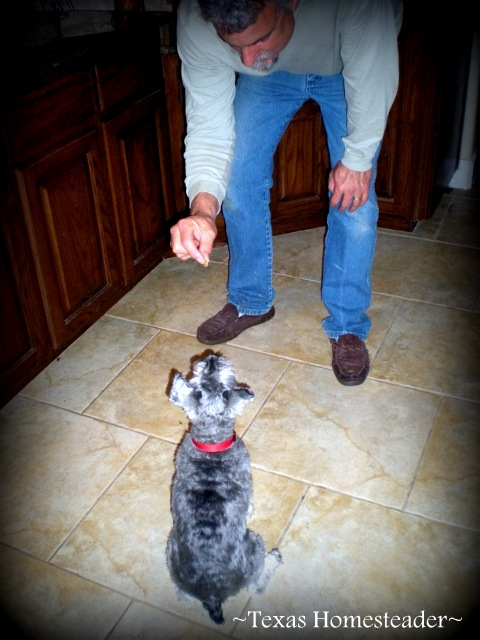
[{"xmin": 170, "ymin": 193, "xmax": 219, "ymax": 265}]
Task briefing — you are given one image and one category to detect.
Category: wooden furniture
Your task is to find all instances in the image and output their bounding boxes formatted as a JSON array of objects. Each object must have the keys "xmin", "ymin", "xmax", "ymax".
[{"xmin": 1, "ymin": 24, "xmax": 175, "ymax": 406}]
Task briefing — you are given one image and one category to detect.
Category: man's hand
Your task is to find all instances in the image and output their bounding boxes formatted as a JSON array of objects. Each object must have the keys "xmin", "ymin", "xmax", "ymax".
[
  {"xmin": 328, "ymin": 161, "xmax": 372, "ymax": 212},
  {"xmin": 170, "ymin": 193, "xmax": 219, "ymax": 265}
]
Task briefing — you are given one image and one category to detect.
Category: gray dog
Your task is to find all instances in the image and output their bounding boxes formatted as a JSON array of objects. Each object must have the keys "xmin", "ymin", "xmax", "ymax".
[{"xmin": 167, "ymin": 354, "xmax": 281, "ymax": 624}]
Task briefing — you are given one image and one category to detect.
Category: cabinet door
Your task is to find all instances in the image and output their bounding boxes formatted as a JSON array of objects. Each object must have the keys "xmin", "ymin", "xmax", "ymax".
[
  {"xmin": 104, "ymin": 91, "xmax": 175, "ymax": 284},
  {"xmin": 271, "ymin": 99, "xmax": 329, "ymax": 234},
  {"xmin": 16, "ymin": 130, "xmax": 123, "ymax": 350},
  {"xmin": 375, "ymin": 10, "xmax": 441, "ymax": 230},
  {"xmin": 0, "ymin": 193, "xmax": 50, "ymax": 406}
]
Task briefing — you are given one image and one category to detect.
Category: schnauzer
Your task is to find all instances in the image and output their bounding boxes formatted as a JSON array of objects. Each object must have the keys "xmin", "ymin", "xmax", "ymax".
[{"xmin": 166, "ymin": 354, "xmax": 281, "ymax": 624}]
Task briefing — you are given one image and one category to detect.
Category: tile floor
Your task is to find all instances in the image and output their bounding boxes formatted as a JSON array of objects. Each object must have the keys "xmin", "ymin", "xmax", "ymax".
[{"xmin": 1, "ymin": 193, "xmax": 479, "ymax": 639}]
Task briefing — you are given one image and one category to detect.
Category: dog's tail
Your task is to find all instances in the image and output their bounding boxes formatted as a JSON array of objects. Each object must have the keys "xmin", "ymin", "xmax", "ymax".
[{"xmin": 202, "ymin": 595, "xmax": 225, "ymax": 625}]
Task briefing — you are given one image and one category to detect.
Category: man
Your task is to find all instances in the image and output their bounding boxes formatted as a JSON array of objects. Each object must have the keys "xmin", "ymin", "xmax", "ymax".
[{"xmin": 170, "ymin": 0, "xmax": 403, "ymax": 386}]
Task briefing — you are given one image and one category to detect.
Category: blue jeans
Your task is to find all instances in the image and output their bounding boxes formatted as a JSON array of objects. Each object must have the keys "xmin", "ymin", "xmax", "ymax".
[{"xmin": 222, "ymin": 71, "xmax": 380, "ymax": 340}]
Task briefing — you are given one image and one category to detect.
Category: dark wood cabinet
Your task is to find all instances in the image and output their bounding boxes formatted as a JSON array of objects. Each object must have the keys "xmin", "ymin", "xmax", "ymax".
[
  {"xmin": 270, "ymin": 100, "xmax": 330, "ymax": 235},
  {"xmin": 15, "ymin": 130, "xmax": 123, "ymax": 351},
  {"xmin": 0, "ymin": 26, "xmax": 174, "ymax": 406},
  {"xmin": 0, "ymin": 182, "xmax": 50, "ymax": 403},
  {"xmin": 104, "ymin": 91, "xmax": 175, "ymax": 284}
]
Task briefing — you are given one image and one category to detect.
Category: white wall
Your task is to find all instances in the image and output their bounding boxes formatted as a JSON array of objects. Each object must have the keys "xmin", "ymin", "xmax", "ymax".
[{"xmin": 449, "ymin": 28, "xmax": 479, "ymax": 189}]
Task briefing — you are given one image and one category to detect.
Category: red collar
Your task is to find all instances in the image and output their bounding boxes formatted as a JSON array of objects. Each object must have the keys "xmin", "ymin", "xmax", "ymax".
[{"xmin": 191, "ymin": 432, "xmax": 236, "ymax": 453}]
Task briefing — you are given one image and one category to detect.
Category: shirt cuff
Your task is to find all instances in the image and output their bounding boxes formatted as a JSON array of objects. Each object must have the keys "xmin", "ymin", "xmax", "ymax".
[{"xmin": 187, "ymin": 180, "xmax": 224, "ymax": 216}]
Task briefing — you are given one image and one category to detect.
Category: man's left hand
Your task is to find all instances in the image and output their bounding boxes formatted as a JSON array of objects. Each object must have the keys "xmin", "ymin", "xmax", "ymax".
[{"xmin": 328, "ymin": 161, "xmax": 372, "ymax": 212}]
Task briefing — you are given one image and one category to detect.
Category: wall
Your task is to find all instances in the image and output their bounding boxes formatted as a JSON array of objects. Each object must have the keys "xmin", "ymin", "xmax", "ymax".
[{"xmin": 449, "ymin": 27, "xmax": 480, "ymax": 189}]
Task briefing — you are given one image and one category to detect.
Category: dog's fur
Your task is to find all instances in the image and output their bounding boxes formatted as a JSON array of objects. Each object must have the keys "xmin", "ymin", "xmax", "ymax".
[{"xmin": 166, "ymin": 354, "xmax": 281, "ymax": 624}]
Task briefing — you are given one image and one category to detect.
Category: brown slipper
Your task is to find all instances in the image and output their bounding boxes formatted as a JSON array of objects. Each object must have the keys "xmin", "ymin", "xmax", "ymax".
[
  {"xmin": 330, "ymin": 334, "xmax": 370, "ymax": 386},
  {"xmin": 197, "ymin": 303, "xmax": 275, "ymax": 345}
]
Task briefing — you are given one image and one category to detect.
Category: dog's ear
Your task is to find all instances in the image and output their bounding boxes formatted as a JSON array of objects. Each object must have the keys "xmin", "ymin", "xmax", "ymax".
[
  {"xmin": 226, "ymin": 386, "xmax": 254, "ymax": 415},
  {"xmin": 169, "ymin": 374, "xmax": 194, "ymax": 409}
]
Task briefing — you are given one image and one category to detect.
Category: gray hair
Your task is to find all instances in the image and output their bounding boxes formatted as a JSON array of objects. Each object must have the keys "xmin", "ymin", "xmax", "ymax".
[{"xmin": 197, "ymin": 0, "xmax": 290, "ymax": 34}]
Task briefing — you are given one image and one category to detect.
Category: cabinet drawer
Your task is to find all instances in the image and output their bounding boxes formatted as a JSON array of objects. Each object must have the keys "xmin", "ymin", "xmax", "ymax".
[
  {"xmin": 6, "ymin": 69, "xmax": 97, "ymax": 165},
  {"xmin": 96, "ymin": 45, "xmax": 163, "ymax": 116}
]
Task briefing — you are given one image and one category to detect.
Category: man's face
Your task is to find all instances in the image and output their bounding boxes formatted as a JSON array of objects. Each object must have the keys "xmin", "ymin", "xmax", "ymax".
[{"xmin": 216, "ymin": 1, "xmax": 297, "ymax": 70}]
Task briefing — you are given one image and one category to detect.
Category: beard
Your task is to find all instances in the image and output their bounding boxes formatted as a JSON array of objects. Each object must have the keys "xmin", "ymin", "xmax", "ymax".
[{"xmin": 252, "ymin": 50, "xmax": 279, "ymax": 71}]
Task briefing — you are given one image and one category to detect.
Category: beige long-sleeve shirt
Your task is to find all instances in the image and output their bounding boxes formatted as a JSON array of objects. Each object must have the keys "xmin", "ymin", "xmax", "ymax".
[{"xmin": 177, "ymin": 0, "xmax": 403, "ymax": 209}]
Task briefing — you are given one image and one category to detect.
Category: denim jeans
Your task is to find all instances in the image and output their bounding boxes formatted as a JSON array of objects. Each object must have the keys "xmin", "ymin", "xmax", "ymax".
[{"xmin": 222, "ymin": 71, "xmax": 380, "ymax": 340}]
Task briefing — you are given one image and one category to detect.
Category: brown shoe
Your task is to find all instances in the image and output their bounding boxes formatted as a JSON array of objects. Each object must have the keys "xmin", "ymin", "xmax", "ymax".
[
  {"xmin": 330, "ymin": 334, "xmax": 370, "ymax": 386},
  {"xmin": 196, "ymin": 303, "xmax": 275, "ymax": 345}
]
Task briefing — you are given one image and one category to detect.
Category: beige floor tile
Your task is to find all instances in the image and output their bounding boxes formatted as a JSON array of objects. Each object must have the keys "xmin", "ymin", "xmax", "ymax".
[
  {"xmin": 51, "ymin": 438, "xmax": 180, "ymax": 614},
  {"xmin": 21, "ymin": 316, "xmax": 159, "ymax": 412},
  {"xmin": 272, "ymin": 228, "xmax": 325, "ymax": 280},
  {"xmin": 225, "ymin": 276, "xmax": 327, "ymax": 363},
  {"xmin": 371, "ymin": 301, "xmax": 480, "ymax": 401},
  {"xmin": 412, "ymin": 194, "xmax": 451, "ymax": 240},
  {"xmin": 244, "ymin": 364, "xmax": 440, "ymax": 508},
  {"xmin": 436, "ymin": 196, "xmax": 480, "ymax": 248},
  {"xmin": 52, "ymin": 438, "xmax": 305, "ymax": 631},
  {"xmin": 108, "ymin": 258, "xmax": 228, "ymax": 334},
  {"xmin": 231, "ymin": 277, "xmax": 400, "ymax": 365},
  {"xmin": 367, "ymin": 293, "xmax": 403, "ymax": 360},
  {"xmin": 406, "ymin": 397, "xmax": 480, "ymax": 530},
  {"xmin": 250, "ymin": 470, "xmax": 306, "ymax": 552},
  {"xmin": 233, "ymin": 488, "xmax": 480, "ymax": 639},
  {"xmin": 86, "ymin": 332, "xmax": 290, "ymax": 439},
  {"xmin": 0, "ymin": 397, "xmax": 146, "ymax": 559},
  {"xmin": 372, "ymin": 233, "xmax": 480, "ymax": 310},
  {"xmin": 0, "ymin": 545, "xmax": 129, "ymax": 640},
  {"xmin": 109, "ymin": 601, "xmax": 228, "ymax": 639}
]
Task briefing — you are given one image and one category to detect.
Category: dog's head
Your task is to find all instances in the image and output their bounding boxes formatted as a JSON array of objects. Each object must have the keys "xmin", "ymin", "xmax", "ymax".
[{"xmin": 169, "ymin": 355, "xmax": 254, "ymax": 422}]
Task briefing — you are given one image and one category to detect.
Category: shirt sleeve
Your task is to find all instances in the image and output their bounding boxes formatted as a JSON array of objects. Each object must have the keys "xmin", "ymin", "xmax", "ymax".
[
  {"xmin": 177, "ymin": 11, "xmax": 237, "ymax": 210},
  {"xmin": 339, "ymin": 0, "xmax": 403, "ymax": 171}
]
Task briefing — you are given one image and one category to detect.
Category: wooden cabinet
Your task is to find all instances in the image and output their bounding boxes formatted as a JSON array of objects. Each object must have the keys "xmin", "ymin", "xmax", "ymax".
[
  {"xmin": 15, "ymin": 130, "xmax": 122, "ymax": 351},
  {"xmin": 0, "ymin": 25, "xmax": 174, "ymax": 406},
  {"xmin": 104, "ymin": 91, "xmax": 175, "ymax": 284},
  {"xmin": 0, "ymin": 180, "xmax": 50, "ymax": 404},
  {"xmin": 270, "ymin": 100, "xmax": 330, "ymax": 235}
]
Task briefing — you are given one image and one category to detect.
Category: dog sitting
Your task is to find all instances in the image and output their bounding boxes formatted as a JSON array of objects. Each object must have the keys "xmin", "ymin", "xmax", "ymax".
[{"xmin": 166, "ymin": 354, "xmax": 281, "ymax": 624}]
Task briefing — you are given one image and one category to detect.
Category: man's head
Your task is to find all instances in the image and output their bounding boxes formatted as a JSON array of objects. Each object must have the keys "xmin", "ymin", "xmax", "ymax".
[{"xmin": 198, "ymin": 0, "xmax": 297, "ymax": 70}]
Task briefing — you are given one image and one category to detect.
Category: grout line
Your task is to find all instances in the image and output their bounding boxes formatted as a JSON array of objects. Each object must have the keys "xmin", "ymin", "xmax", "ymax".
[
  {"xmin": 82, "ymin": 328, "xmax": 163, "ymax": 415},
  {"xmin": 275, "ymin": 483, "xmax": 311, "ymax": 549},
  {"xmin": 247, "ymin": 467, "xmax": 480, "ymax": 533},
  {"xmin": 1, "ymin": 541, "xmax": 233, "ymax": 638},
  {"xmin": 18, "ymin": 335, "xmax": 480, "ymax": 426},
  {"xmin": 433, "ymin": 200, "xmax": 452, "ymax": 241},
  {"xmin": 46, "ymin": 437, "xmax": 152, "ymax": 563},
  {"xmin": 401, "ymin": 396, "xmax": 445, "ymax": 512},
  {"xmin": 364, "ymin": 375, "xmax": 480, "ymax": 405},
  {"xmin": 381, "ymin": 222, "xmax": 480, "ymax": 249},
  {"xmin": 369, "ymin": 298, "xmax": 403, "ymax": 370},
  {"xmin": 241, "ymin": 360, "xmax": 293, "ymax": 440},
  {"xmin": 370, "ymin": 291, "xmax": 477, "ymax": 313},
  {"xmin": 104, "ymin": 600, "xmax": 134, "ymax": 640},
  {"xmin": 272, "ymin": 271, "xmax": 321, "ymax": 282}
]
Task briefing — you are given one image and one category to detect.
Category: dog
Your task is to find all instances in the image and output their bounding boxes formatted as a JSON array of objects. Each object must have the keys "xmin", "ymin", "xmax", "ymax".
[{"xmin": 166, "ymin": 354, "xmax": 281, "ymax": 624}]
